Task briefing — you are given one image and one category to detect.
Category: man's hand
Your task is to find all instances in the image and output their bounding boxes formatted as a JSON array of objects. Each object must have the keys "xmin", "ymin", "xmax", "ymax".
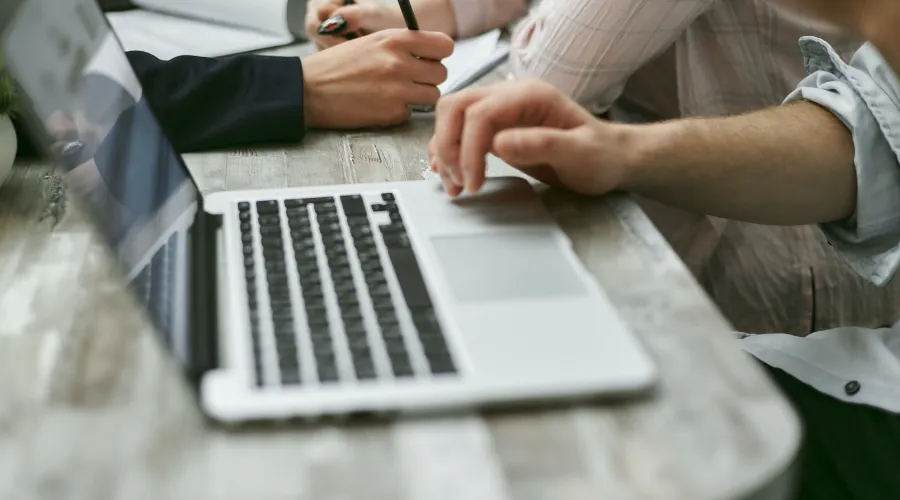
[
  {"xmin": 301, "ymin": 29, "xmax": 453, "ymax": 129},
  {"xmin": 306, "ymin": 0, "xmax": 405, "ymax": 51},
  {"xmin": 429, "ymin": 79, "xmax": 632, "ymax": 196}
]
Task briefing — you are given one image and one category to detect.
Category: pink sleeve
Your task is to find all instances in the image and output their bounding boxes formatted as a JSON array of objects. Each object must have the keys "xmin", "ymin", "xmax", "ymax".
[
  {"xmin": 449, "ymin": 0, "xmax": 529, "ymax": 39},
  {"xmin": 510, "ymin": 0, "xmax": 714, "ymax": 114}
]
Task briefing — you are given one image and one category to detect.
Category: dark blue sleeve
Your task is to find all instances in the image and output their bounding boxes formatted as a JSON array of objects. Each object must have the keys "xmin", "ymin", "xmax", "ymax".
[{"xmin": 126, "ymin": 51, "xmax": 306, "ymax": 152}]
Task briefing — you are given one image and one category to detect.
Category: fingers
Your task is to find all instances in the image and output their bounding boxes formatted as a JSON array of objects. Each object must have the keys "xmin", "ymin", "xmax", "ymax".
[
  {"xmin": 305, "ymin": 0, "xmax": 342, "ymax": 38},
  {"xmin": 403, "ymin": 83, "xmax": 442, "ymax": 106},
  {"xmin": 407, "ymin": 57, "xmax": 448, "ymax": 86},
  {"xmin": 432, "ymin": 88, "xmax": 490, "ymax": 189},
  {"xmin": 316, "ymin": 0, "xmax": 341, "ymax": 21},
  {"xmin": 457, "ymin": 89, "xmax": 536, "ymax": 192},
  {"xmin": 325, "ymin": 4, "xmax": 373, "ymax": 33},
  {"xmin": 492, "ymin": 127, "xmax": 573, "ymax": 168},
  {"xmin": 456, "ymin": 82, "xmax": 583, "ymax": 192},
  {"xmin": 379, "ymin": 29, "xmax": 454, "ymax": 60}
]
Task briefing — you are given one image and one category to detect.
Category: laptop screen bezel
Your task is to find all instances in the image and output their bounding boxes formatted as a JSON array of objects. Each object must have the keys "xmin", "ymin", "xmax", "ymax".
[{"xmin": 0, "ymin": 0, "xmax": 221, "ymax": 384}]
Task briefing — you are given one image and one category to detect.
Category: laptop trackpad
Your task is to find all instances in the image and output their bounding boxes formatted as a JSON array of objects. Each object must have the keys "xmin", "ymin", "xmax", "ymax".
[{"xmin": 430, "ymin": 231, "xmax": 587, "ymax": 303}]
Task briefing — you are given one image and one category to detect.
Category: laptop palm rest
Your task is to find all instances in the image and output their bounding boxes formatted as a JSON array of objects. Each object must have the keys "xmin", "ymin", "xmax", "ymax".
[{"xmin": 430, "ymin": 231, "xmax": 588, "ymax": 302}]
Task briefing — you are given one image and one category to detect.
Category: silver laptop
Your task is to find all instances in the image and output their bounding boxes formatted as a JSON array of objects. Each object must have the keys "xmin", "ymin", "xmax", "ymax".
[{"xmin": 1, "ymin": 0, "xmax": 656, "ymax": 423}]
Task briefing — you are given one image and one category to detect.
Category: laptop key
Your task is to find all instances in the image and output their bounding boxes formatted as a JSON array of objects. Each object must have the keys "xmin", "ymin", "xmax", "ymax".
[
  {"xmin": 256, "ymin": 200, "xmax": 279, "ymax": 214},
  {"xmin": 313, "ymin": 343, "xmax": 335, "ymax": 357},
  {"xmin": 390, "ymin": 358, "xmax": 414, "ymax": 378},
  {"xmin": 258, "ymin": 214, "xmax": 280, "ymax": 226},
  {"xmin": 384, "ymin": 337, "xmax": 407, "ymax": 355},
  {"xmin": 384, "ymin": 246, "xmax": 431, "ymax": 309},
  {"xmin": 281, "ymin": 370, "xmax": 301, "ymax": 385},
  {"xmin": 304, "ymin": 196, "xmax": 335, "ymax": 206},
  {"xmin": 340, "ymin": 195, "xmax": 367, "ymax": 216},
  {"xmin": 428, "ymin": 355, "xmax": 456, "ymax": 375},
  {"xmin": 318, "ymin": 367, "xmax": 340, "ymax": 383},
  {"xmin": 346, "ymin": 216, "xmax": 368, "ymax": 227}
]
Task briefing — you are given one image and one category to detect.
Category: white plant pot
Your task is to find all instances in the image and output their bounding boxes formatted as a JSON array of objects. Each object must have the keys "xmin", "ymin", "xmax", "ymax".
[{"xmin": 0, "ymin": 114, "xmax": 16, "ymax": 187}]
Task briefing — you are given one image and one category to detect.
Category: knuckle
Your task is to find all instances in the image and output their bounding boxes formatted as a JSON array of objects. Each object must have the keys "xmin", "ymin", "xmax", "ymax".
[
  {"xmin": 464, "ymin": 104, "xmax": 487, "ymax": 123},
  {"xmin": 376, "ymin": 29, "xmax": 404, "ymax": 48},
  {"xmin": 529, "ymin": 133, "xmax": 553, "ymax": 150},
  {"xmin": 383, "ymin": 83, "xmax": 407, "ymax": 103},
  {"xmin": 389, "ymin": 105, "xmax": 411, "ymax": 123},
  {"xmin": 382, "ymin": 55, "xmax": 406, "ymax": 75},
  {"xmin": 434, "ymin": 63, "xmax": 448, "ymax": 84},
  {"xmin": 436, "ymin": 93, "xmax": 459, "ymax": 115},
  {"xmin": 430, "ymin": 87, "xmax": 442, "ymax": 104}
]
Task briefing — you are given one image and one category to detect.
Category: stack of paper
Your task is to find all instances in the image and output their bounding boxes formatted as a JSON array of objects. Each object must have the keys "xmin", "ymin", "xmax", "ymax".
[
  {"xmin": 438, "ymin": 29, "xmax": 510, "ymax": 95},
  {"xmin": 106, "ymin": 0, "xmax": 300, "ymax": 59}
]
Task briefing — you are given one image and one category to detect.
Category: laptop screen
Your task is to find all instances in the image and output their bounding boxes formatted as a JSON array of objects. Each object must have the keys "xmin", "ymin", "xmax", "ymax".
[{"xmin": 1, "ymin": 0, "xmax": 199, "ymax": 365}]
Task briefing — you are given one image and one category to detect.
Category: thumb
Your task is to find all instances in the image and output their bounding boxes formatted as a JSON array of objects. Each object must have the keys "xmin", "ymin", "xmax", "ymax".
[
  {"xmin": 493, "ymin": 127, "xmax": 580, "ymax": 168},
  {"xmin": 492, "ymin": 127, "xmax": 581, "ymax": 188}
]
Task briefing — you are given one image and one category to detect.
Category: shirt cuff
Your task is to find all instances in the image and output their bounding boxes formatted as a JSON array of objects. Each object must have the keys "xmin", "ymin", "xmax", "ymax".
[{"xmin": 783, "ymin": 37, "xmax": 900, "ymax": 286}]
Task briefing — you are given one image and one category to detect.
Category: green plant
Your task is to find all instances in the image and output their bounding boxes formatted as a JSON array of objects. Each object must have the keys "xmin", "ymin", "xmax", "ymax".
[{"xmin": 0, "ymin": 57, "xmax": 16, "ymax": 116}]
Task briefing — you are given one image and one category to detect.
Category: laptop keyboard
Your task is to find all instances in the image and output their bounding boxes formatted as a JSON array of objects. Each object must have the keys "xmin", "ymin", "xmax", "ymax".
[
  {"xmin": 239, "ymin": 192, "xmax": 457, "ymax": 387},
  {"xmin": 132, "ymin": 232, "xmax": 178, "ymax": 346}
]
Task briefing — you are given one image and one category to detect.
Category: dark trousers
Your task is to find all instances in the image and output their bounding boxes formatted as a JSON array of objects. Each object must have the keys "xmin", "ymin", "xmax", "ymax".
[{"xmin": 762, "ymin": 363, "xmax": 900, "ymax": 499}]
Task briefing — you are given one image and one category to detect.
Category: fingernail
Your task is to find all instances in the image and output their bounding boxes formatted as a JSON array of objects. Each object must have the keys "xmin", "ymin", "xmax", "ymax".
[
  {"xmin": 446, "ymin": 166, "xmax": 461, "ymax": 186},
  {"xmin": 318, "ymin": 15, "xmax": 347, "ymax": 35}
]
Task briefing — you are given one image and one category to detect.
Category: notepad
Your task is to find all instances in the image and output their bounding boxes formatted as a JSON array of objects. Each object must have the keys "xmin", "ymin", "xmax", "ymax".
[
  {"xmin": 439, "ymin": 29, "xmax": 510, "ymax": 95},
  {"xmin": 106, "ymin": 0, "xmax": 302, "ymax": 59}
]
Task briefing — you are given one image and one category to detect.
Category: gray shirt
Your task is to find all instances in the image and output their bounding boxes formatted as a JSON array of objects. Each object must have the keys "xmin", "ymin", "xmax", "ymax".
[{"xmin": 738, "ymin": 37, "xmax": 900, "ymax": 413}]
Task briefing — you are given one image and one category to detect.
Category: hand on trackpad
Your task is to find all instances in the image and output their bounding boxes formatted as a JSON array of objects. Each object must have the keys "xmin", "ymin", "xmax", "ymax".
[{"xmin": 431, "ymin": 230, "xmax": 586, "ymax": 303}]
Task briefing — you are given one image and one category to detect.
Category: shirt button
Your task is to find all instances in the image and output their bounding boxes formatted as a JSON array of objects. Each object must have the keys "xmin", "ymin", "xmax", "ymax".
[{"xmin": 844, "ymin": 380, "xmax": 861, "ymax": 396}]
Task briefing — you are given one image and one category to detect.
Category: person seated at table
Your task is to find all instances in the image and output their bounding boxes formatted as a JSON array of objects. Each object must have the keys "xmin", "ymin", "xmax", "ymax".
[
  {"xmin": 429, "ymin": 0, "xmax": 900, "ymax": 495},
  {"xmin": 306, "ymin": 0, "xmax": 900, "ymax": 339},
  {"xmin": 17, "ymin": 29, "xmax": 453, "ymax": 156}
]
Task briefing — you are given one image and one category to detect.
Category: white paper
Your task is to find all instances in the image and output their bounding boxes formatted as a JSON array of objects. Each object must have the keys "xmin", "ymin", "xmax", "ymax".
[
  {"xmin": 439, "ymin": 29, "xmax": 509, "ymax": 95},
  {"xmin": 107, "ymin": 10, "xmax": 293, "ymax": 60},
  {"xmin": 131, "ymin": 0, "xmax": 291, "ymax": 36}
]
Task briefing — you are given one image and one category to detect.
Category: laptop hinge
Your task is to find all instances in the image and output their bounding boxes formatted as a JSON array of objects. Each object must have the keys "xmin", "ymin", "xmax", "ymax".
[{"xmin": 188, "ymin": 202, "xmax": 221, "ymax": 385}]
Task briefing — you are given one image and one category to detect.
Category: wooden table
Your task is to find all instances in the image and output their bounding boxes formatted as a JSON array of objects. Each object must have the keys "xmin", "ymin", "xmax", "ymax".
[{"xmin": 0, "ymin": 47, "xmax": 800, "ymax": 500}]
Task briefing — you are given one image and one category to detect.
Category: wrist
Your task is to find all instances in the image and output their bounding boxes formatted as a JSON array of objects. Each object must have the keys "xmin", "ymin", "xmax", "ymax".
[
  {"xmin": 303, "ymin": 88, "xmax": 325, "ymax": 130},
  {"xmin": 615, "ymin": 117, "xmax": 701, "ymax": 195},
  {"xmin": 300, "ymin": 54, "xmax": 327, "ymax": 129},
  {"xmin": 615, "ymin": 122, "xmax": 667, "ymax": 193}
]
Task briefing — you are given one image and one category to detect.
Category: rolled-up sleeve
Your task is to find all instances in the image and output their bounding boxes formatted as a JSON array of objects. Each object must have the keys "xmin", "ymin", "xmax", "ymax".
[
  {"xmin": 784, "ymin": 37, "xmax": 900, "ymax": 285},
  {"xmin": 507, "ymin": 0, "xmax": 712, "ymax": 114}
]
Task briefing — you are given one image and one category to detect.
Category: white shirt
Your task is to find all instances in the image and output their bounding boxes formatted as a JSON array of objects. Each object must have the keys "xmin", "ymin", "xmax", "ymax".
[{"xmin": 737, "ymin": 37, "xmax": 900, "ymax": 413}]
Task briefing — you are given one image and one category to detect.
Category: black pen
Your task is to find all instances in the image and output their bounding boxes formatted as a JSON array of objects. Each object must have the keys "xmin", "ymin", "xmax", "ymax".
[
  {"xmin": 400, "ymin": 0, "xmax": 430, "ymax": 113},
  {"xmin": 397, "ymin": 0, "xmax": 419, "ymax": 30}
]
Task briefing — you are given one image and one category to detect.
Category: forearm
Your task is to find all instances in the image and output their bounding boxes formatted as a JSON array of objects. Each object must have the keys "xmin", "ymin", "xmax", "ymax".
[
  {"xmin": 410, "ymin": 0, "xmax": 458, "ymax": 36},
  {"xmin": 128, "ymin": 51, "xmax": 306, "ymax": 152},
  {"xmin": 621, "ymin": 101, "xmax": 857, "ymax": 225},
  {"xmin": 444, "ymin": 0, "xmax": 528, "ymax": 38}
]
